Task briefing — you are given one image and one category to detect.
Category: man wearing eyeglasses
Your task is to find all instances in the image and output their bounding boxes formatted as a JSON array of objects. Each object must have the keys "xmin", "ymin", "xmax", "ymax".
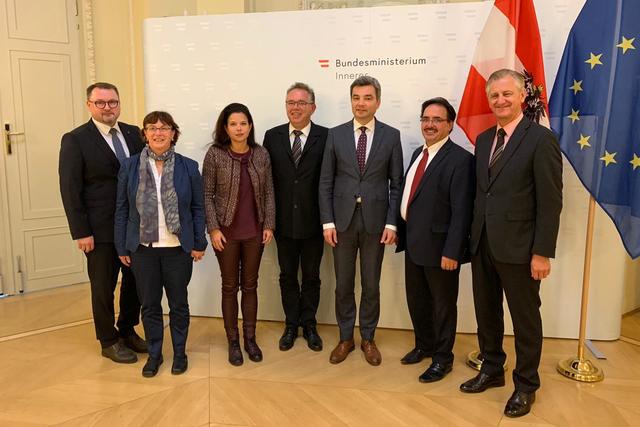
[
  {"xmin": 59, "ymin": 82, "xmax": 146, "ymax": 363},
  {"xmin": 396, "ymin": 97, "xmax": 474, "ymax": 382},
  {"xmin": 263, "ymin": 82, "xmax": 328, "ymax": 352}
]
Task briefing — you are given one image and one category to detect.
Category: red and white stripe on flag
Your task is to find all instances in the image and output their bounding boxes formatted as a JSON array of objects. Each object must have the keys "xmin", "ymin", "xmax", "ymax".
[{"xmin": 456, "ymin": 0, "xmax": 548, "ymax": 145}]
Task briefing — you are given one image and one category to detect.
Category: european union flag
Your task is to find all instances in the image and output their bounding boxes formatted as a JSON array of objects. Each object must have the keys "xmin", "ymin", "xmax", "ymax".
[{"xmin": 549, "ymin": 0, "xmax": 640, "ymax": 259}]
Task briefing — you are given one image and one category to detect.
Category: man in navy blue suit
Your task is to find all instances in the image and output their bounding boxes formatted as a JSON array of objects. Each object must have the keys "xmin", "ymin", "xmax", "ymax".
[{"xmin": 396, "ymin": 97, "xmax": 474, "ymax": 382}]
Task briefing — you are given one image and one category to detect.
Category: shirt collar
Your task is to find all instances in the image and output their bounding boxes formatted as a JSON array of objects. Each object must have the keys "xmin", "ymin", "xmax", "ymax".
[
  {"xmin": 423, "ymin": 137, "xmax": 448, "ymax": 154},
  {"xmin": 289, "ymin": 121, "xmax": 312, "ymax": 137},
  {"xmin": 92, "ymin": 117, "xmax": 122, "ymax": 137},
  {"xmin": 497, "ymin": 112, "xmax": 523, "ymax": 137},
  {"xmin": 353, "ymin": 118, "xmax": 375, "ymax": 133}
]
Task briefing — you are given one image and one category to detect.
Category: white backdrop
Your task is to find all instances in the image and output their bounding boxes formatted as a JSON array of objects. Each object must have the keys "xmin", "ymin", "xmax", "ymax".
[{"xmin": 144, "ymin": 0, "xmax": 628, "ymax": 339}]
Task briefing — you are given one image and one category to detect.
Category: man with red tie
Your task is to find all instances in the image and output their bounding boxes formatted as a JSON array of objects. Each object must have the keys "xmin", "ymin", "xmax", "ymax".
[{"xmin": 396, "ymin": 97, "xmax": 474, "ymax": 382}]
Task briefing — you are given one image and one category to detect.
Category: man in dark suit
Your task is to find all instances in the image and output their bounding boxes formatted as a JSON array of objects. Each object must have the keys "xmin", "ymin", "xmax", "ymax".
[
  {"xmin": 264, "ymin": 82, "xmax": 328, "ymax": 352},
  {"xmin": 396, "ymin": 97, "xmax": 474, "ymax": 382},
  {"xmin": 459, "ymin": 69, "xmax": 562, "ymax": 418},
  {"xmin": 319, "ymin": 76, "xmax": 403, "ymax": 366},
  {"xmin": 59, "ymin": 82, "xmax": 147, "ymax": 363}
]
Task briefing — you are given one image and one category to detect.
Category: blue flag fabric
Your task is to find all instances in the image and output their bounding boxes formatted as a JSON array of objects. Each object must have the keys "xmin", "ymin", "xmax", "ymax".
[{"xmin": 549, "ymin": 0, "xmax": 640, "ymax": 259}]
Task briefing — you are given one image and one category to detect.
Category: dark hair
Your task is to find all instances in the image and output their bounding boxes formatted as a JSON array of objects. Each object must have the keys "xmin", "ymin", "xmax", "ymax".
[
  {"xmin": 213, "ymin": 103, "xmax": 257, "ymax": 148},
  {"xmin": 86, "ymin": 82, "xmax": 119, "ymax": 100},
  {"xmin": 350, "ymin": 75, "xmax": 381, "ymax": 99},
  {"xmin": 141, "ymin": 111, "xmax": 181, "ymax": 145},
  {"xmin": 421, "ymin": 97, "xmax": 457, "ymax": 122}
]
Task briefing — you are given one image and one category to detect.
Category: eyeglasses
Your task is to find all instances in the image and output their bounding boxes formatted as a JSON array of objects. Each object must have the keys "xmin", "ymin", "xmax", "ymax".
[
  {"xmin": 88, "ymin": 100, "xmax": 120, "ymax": 109},
  {"xmin": 286, "ymin": 101, "xmax": 313, "ymax": 108},
  {"xmin": 419, "ymin": 117, "xmax": 448, "ymax": 125},
  {"xmin": 145, "ymin": 126, "xmax": 173, "ymax": 133}
]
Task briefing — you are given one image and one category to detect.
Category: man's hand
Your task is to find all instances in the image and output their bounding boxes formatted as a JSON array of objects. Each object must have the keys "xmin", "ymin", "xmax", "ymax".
[
  {"xmin": 262, "ymin": 229, "xmax": 273, "ymax": 245},
  {"xmin": 323, "ymin": 228, "xmax": 338, "ymax": 247},
  {"xmin": 531, "ymin": 254, "xmax": 551, "ymax": 280},
  {"xmin": 380, "ymin": 228, "xmax": 396, "ymax": 245},
  {"xmin": 76, "ymin": 236, "xmax": 95, "ymax": 253},
  {"xmin": 441, "ymin": 256, "xmax": 458, "ymax": 271},
  {"xmin": 119, "ymin": 255, "xmax": 131, "ymax": 267},
  {"xmin": 191, "ymin": 250, "xmax": 205, "ymax": 262}
]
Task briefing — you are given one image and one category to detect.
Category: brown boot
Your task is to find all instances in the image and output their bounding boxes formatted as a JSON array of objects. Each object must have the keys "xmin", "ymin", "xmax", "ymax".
[
  {"xmin": 228, "ymin": 339, "xmax": 243, "ymax": 366},
  {"xmin": 329, "ymin": 340, "xmax": 355, "ymax": 364}
]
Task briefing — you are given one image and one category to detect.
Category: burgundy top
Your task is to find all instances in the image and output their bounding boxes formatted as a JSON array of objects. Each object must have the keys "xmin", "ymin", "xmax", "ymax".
[{"xmin": 221, "ymin": 150, "xmax": 261, "ymax": 240}]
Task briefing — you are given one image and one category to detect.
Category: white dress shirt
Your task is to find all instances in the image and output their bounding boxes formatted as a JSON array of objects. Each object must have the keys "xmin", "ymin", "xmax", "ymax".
[
  {"xmin": 92, "ymin": 118, "xmax": 131, "ymax": 158},
  {"xmin": 289, "ymin": 121, "xmax": 312, "ymax": 151}
]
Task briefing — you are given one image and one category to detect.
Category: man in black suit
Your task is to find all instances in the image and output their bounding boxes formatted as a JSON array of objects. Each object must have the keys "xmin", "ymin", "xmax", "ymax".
[
  {"xmin": 319, "ymin": 76, "xmax": 404, "ymax": 366},
  {"xmin": 263, "ymin": 82, "xmax": 328, "ymax": 352},
  {"xmin": 59, "ymin": 82, "xmax": 147, "ymax": 363},
  {"xmin": 396, "ymin": 97, "xmax": 474, "ymax": 382},
  {"xmin": 459, "ymin": 69, "xmax": 562, "ymax": 418}
]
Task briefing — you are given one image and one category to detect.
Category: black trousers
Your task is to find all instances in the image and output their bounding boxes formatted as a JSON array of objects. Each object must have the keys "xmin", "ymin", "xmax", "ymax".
[
  {"xmin": 131, "ymin": 245, "xmax": 193, "ymax": 360},
  {"xmin": 275, "ymin": 234, "xmax": 324, "ymax": 328},
  {"xmin": 404, "ymin": 252, "xmax": 459, "ymax": 365},
  {"xmin": 85, "ymin": 242, "xmax": 140, "ymax": 347},
  {"xmin": 471, "ymin": 228, "xmax": 542, "ymax": 393},
  {"xmin": 333, "ymin": 207, "xmax": 385, "ymax": 341}
]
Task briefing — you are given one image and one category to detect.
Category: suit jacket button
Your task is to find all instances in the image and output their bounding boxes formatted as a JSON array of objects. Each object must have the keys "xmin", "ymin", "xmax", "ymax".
[
  {"xmin": 294, "ymin": 204, "xmax": 298, "ymax": 209},
  {"xmin": 294, "ymin": 180, "xmax": 298, "ymax": 184}
]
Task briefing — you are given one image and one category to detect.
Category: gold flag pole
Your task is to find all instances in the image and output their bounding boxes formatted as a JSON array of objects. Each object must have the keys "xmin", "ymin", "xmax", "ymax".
[{"xmin": 557, "ymin": 195, "xmax": 604, "ymax": 382}]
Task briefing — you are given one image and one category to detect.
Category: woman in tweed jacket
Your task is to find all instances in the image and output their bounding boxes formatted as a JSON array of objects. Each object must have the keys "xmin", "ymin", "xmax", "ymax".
[{"xmin": 202, "ymin": 103, "xmax": 275, "ymax": 366}]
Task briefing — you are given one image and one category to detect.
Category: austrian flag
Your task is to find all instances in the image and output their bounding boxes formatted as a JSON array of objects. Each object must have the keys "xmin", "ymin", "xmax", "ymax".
[{"xmin": 457, "ymin": 0, "xmax": 549, "ymax": 145}]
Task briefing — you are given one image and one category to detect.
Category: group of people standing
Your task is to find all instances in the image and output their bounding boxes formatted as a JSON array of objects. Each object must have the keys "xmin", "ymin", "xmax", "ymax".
[{"xmin": 59, "ymin": 68, "xmax": 562, "ymax": 418}]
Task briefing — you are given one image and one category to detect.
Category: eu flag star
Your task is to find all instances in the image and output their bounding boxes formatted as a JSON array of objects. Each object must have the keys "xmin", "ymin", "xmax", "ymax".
[
  {"xmin": 630, "ymin": 153, "xmax": 640, "ymax": 170},
  {"xmin": 576, "ymin": 134, "xmax": 591, "ymax": 150},
  {"xmin": 617, "ymin": 36, "xmax": 636, "ymax": 54},
  {"xmin": 569, "ymin": 79, "xmax": 583, "ymax": 95},
  {"xmin": 585, "ymin": 52, "xmax": 603, "ymax": 69},
  {"xmin": 568, "ymin": 109, "xmax": 580, "ymax": 123},
  {"xmin": 600, "ymin": 151, "xmax": 617, "ymax": 166}
]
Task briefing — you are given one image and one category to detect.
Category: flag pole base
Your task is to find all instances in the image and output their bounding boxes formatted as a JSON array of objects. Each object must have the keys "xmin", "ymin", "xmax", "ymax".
[
  {"xmin": 557, "ymin": 357, "xmax": 604, "ymax": 382},
  {"xmin": 466, "ymin": 350, "xmax": 508, "ymax": 371}
]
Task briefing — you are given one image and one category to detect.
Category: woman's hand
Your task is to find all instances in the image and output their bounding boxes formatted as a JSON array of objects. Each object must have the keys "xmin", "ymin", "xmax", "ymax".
[
  {"xmin": 262, "ymin": 228, "xmax": 273, "ymax": 245},
  {"xmin": 191, "ymin": 250, "xmax": 205, "ymax": 262},
  {"xmin": 210, "ymin": 229, "xmax": 226, "ymax": 251},
  {"xmin": 119, "ymin": 255, "xmax": 131, "ymax": 267}
]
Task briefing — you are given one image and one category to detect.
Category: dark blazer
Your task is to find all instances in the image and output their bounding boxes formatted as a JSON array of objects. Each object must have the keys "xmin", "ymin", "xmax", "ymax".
[
  {"xmin": 59, "ymin": 119, "xmax": 144, "ymax": 243},
  {"xmin": 318, "ymin": 119, "xmax": 404, "ymax": 234},
  {"xmin": 263, "ymin": 122, "xmax": 328, "ymax": 239},
  {"xmin": 470, "ymin": 117, "xmax": 562, "ymax": 264},
  {"xmin": 396, "ymin": 139, "xmax": 475, "ymax": 267},
  {"xmin": 114, "ymin": 152, "xmax": 208, "ymax": 255}
]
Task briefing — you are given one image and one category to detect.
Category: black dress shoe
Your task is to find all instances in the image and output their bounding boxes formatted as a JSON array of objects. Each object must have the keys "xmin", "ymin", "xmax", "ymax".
[
  {"xmin": 419, "ymin": 362, "xmax": 453, "ymax": 383},
  {"xmin": 122, "ymin": 332, "xmax": 148, "ymax": 353},
  {"xmin": 172, "ymin": 355, "xmax": 188, "ymax": 375},
  {"xmin": 504, "ymin": 390, "xmax": 535, "ymax": 417},
  {"xmin": 279, "ymin": 326, "xmax": 298, "ymax": 351},
  {"xmin": 400, "ymin": 348, "xmax": 431, "ymax": 365},
  {"xmin": 459, "ymin": 372, "xmax": 506, "ymax": 393},
  {"xmin": 101, "ymin": 342, "xmax": 137, "ymax": 364},
  {"xmin": 244, "ymin": 337, "xmax": 263, "ymax": 362},
  {"xmin": 302, "ymin": 325, "xmax": 323, "ymax": 351},
  {"xmin": 228, "ymin": 340, "xmax": 244, "ymax": 366},
  {"xmin": 142, "ymin": 356, "xmax": 163, "ymax": 377}
]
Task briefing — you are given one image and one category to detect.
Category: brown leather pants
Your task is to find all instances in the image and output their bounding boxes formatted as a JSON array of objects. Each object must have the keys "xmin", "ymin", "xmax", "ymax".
[{"xmin": 215, "ymin": 235, "xmax": 264, "ymax": 341}]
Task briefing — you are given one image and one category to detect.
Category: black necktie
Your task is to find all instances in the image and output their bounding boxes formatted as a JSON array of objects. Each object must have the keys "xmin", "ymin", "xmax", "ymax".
[
  {"xmin": 489, "ymin": 128, "xmax": 506, "ymax": 174},
  {"xmin": 292, "ymin": 130, "xmax": 302, "ymax": 167},
  {"xmin": 356, "ymin": 126, "xmax": 367, "ymax": 173}
]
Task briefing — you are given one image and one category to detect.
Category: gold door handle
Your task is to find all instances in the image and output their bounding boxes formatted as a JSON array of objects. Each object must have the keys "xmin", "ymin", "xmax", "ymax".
[{"xmin": 4, "ymin": 123, "xmax": 24, "ymax": 155}]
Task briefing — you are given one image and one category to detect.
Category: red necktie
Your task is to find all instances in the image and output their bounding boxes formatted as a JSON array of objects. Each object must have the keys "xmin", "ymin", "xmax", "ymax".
[{"xmin": 408, "ymin": 148, "xmax": 429, "ymax": 204}]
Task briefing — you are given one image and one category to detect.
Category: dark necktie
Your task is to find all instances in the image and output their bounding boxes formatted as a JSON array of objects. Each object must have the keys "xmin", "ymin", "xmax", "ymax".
[
  {"xmin": 109, "ymin": 128, "xmax": 127, "ymax": 163},
  {"xmin": 408, "ymin": 148, "xmax": 429, "ymax": 204},
  {"xmin": 489, "ymin": 128, "xmax": 507, "ymax": 173},
  {"xmin": 356, "ymin": 126, "xmax": 367, "ymax": 173},
  {"xmin": 292, "ymin": 130, "xmax": 302, "ymax": 167}
]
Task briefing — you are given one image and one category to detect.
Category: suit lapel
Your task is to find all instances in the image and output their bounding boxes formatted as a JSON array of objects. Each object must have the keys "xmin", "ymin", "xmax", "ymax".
[
  {"xmin": 410, "ymin": 140, "xmax": 452, "ymax": 205},
  {"xmin": 301, "ymin": 123, "xmax": 320, "ymax": 159},
  {"xmin": 88, "ymin": 120, "xmax": 119, "ymax": 167},
  {"xmin": 279, "ymin": 126, "xmax": 295, "ymax": 164},
  {"xmin": 487, "ymin": 118, "xmax": 530, "ymax": 188},
  {"xmin": 477, "ymin": 130, "xmax": 493, "ymax": 190},
  {"xmin": 362, "ymin": 120, "xmax": 383, "ymax": 176},
  {"xmin": 120, "ymin": 123, "xmax": 140, "ymax": 154},
  {"xmin": 340, "ymin": 122, "xmax": 359, "ymax": 175}
]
